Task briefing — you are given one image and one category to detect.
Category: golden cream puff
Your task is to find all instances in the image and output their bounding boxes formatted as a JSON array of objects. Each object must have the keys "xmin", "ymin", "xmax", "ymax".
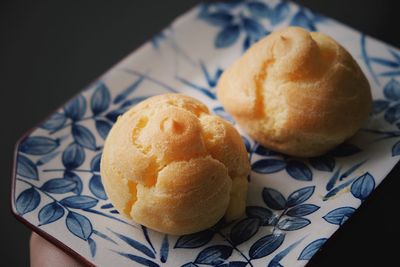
[
  {"xmin": 217, "ymin": 26, "xmax": 372, "ymax": 157},
  {"xmin": 101, "ymin": 94, "xmax": 250, "ymax": 235}
]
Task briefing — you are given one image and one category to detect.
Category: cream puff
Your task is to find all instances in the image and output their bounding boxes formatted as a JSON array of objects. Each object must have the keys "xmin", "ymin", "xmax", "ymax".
[
  {"xmin": 217, "ymin": 26, "xmax": 372, "ymax": 157},
  {"xmin": 100, "ymin": 94, "xmax": 250, "ymax": 235}
]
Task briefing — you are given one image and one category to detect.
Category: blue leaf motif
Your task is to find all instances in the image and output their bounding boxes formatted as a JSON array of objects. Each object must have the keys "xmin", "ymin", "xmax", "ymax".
[
  {"xmin": 38, "ymin": 202, "xmax": 65, "ymax": 225},
  {"xmin": 255, "ymin": 145, "xmax": 281, "ymax": 156},
  {"xmin": 88, "ymin": 237, "xmax": 96, "ymax": 257},
  {"xmin": 246, "ymin": 206, "xmax": 274, "ymax": 226},
  {"xmin": 323, "ymin": 207, "xmax": 355, "ymax": 225},
  {"xmin": 106, "ymin": 108, "xmax": 126, "ymax": 123},
  {"xmin": 384, "ymin": 103, "xmax": 400, "ymax": 123},
  {"xmin": 393, "ymin": 141, "xmax": 400, "ymax": 156},
  {"xmin": 230, "ymin": 218, "xmax": 260, "ymax": 245},
  {"xmin": 40, "ymin": 113, "xmax": 66, "ymax": 131},
  {"xmin": 93, "ymin": 230, "xmax": 117, "ymax": 244},
  {"xmin": 114, "ymin": 76, "xmax": 146, "ymax": 104},
  {"xmin": 290, "ymin": 9, "xmax": 316, "ymax": 31},
  {"xmin": 309, "ymin": 156, "xmax": 335, "ymax": 172},
  {"xmin": 117, "ymin": 252, "xmax": 159, "ymax": 267},
  {"xmin": 277, "ymin": 218, "xmax": 310, "ymax": 231},
  {"xmin": 95, "ymin": 119, "xmax": 112, "ymax": 139},
  {"xmin": 142, "ymin": 226, "xmax": 156, "ymax": 254},
  {"xmin": 247, "ymin": 1, "xmax": 270, "ymax": 18},
  {"xmin": 286, "ymin": 204, "xmax": 320, "ymax": 217},
  {"xmin": 268, "ymin": 262, "xmax": 282, "ymax": 267},
  {"xmin": 113, "ymin": 231, "xmax": 156, "ymax": 259},
  {"xmin": 286, "ymin": 161, "xmax": 312, "ymax": 181},
  {"xmin": 351, "ymin": 172, "xmax": 375, "ymax": 201},
  {"xmin": 323, "ymin": 178, "xmax": 355, "ymax": 201},
  {"xmin": 262, "ymin": 188, "xmax": 286, "ymax": 210},
  {"xmin": 91, "ymin": 82, "xmax": 111, "ymax": 115},
  {"xmin": 175, "ymin": 229, "xmax": 214, "ymax": 249},
  {"xmin": 372, "ymin": 100, "xmax": 390, "ymax": 114},
  {"xmin": 213, "ymin": 106, "xmax": 234, "ymax": 123},
  {"xmin": 286, "ymin": 186, "xmax": 315, "ymax": 207},
  {"xmin": 64, "ymin": 171, "xmax": 83, "ymax": 195},
  {"xmin": 89, "ymin": 175, "xmax": 107, "ymax": 200},
  {"xmin": 181, "ymin": 263, "xmax": 197, "ymax": 267},
  {"xmin": 60, "ymin": 196, "xmax": 98, "ymax": 209},
  {"xmin": 202, "ymin": 12, "xmax": 234, "ymax": 26},
  {"xmin": 41, "ymin": 178, "xmax": 77, "ymax": 194},
  {"xmin": 62, "ymin": 143, "xmax": 85, "ymax": 169},
  {"xmin": 389, "ymin": 49, "xmax": 400, "ymax": 64},
  {"xmin": 270, "ymin": 2, "xmax": 290, "ymax": 25},
  {"xmin": 101, "ymin": 203, "xmax": 114, "ymax": 209},
  {"xmin": 381, "ymin": 70, "xmax": 400, "ymax": 77},
  {"xmin": 252, "ymin": 159, "xmax": 286, "ymax": 174},
  {"xmin": 215, "ymin": 25, "xmax": 240, "ymax": 48},
  {"xmin": 360, "ymin": 34, "xmax": 379, "ymax": 84},
  {"xmin": 243, "ymin": 35, "xmax": 254, "ymax": 51},
  {"xmin": 64, "ymin": 95, "xmax": 86, "ymax": 121},
  {"xmin": 160, "ymin": 235, "xmax": 169, "ymax": 263},
  {"xmin": 268, "ymin": 238, "xmax": 304, "ymax": 267},
  {"xmin": 328, "ymin": 143, "xmax": 361, "ymax": 157},
  {"xmin": 66, "ymin": 211, "xmax": 93, "ymax": 240},
  {"xmin": 339, "ymin": 160, "xmax": 366, "ymax": 180},
  {"xmin": 195, "ymin": 245, "xmax": 233, "ymax": 265},
  {"xmin": 249, "ymin": 233, "xmax": 285, "ymax": 259},
  {"xmin": 91, "ymin": 153, "xmax": 102, "ymax": 172},
  {"xmin": 383, "ymin": 79, "xmax": 400, "ymax": 101},
  {"xmin": 17, "ymin": 154, "xmax": 38, "ymax": 180},
  {"xmin": 369, "ymin": 57, "xmax": 400, "ymax": 68},
  {"xmin": 16, "ymin": 187, "xmax": 40, "ymax": 215},
  {"xmin": 298, "ymin": 238, "xmax": 327, "ymax": 260},
  {"xmin": 19, "ymin": 136, "xmax": 59, "ymax": 155},
  {"xmin": 200, "ymin": 62, "xmax": 223, "ymax": 87},
  {"xmin": 36, "ymin": 151, "xmax": 61, "ymax": 166},
  {"xmin": 242, "ymin": 17, "xmax": 268, "ymax": 40},
  {"xmin": 326, "ymin": 167, "xmax": 341, "ymax": 191},
  {"xmin": 72, "ymin": 124, "xmax": 97, "ymax": 150}
]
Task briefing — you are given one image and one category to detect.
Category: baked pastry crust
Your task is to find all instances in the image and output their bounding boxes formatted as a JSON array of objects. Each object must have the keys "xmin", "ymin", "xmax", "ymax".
[
  {"xmin": 217, "ymin": 27, "xmax": 372, "ymax": 157},
  {"xmin": 101, "ymin": 94, "xmax": 250, "ymax": 235}
]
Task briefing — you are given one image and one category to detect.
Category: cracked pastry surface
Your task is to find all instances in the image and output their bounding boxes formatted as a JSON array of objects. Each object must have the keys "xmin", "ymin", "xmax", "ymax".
[
  {"xmin": 100, "ymin": 94, "xmax": 250, "ymax": 235},
  {"xmin": 217, "ymin": 26, "xmax": 372, "ymax": 157}
]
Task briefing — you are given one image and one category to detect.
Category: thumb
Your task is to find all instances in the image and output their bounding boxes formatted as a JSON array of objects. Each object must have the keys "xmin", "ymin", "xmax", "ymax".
[{"xmin": 30, "ymin": 232, "xmax": 83, "ymax": 267}]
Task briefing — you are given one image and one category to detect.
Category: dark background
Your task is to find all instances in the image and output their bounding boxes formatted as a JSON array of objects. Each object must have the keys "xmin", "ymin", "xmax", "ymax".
[{"xmin": 1, "ymin": 0, "xmax": 399, "ymax": 266}]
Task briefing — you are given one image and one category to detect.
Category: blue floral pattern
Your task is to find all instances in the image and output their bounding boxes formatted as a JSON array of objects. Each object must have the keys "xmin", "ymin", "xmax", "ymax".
[
  {"xmin": 199, "ymin": 0, "xmax": 324, "ymax": 51},
  {"xmin": 175, "ymin": 186, "xmax": 317, "ymax": 266},
  {"xmin": 12, "ymin": 0, "xmax": 400, "ymax": 266}
]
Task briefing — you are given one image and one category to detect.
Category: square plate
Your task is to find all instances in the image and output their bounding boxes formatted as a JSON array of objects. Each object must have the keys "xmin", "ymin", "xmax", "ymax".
[{"xmin": 11, "ymin": 0, "xmax": 400, "ymax": 266}]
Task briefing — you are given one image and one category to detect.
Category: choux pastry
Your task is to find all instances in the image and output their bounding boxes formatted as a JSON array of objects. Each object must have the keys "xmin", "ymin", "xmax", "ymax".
[
  {"xmin": 217, "ymin": 27, "xmax": 372, "ymax": 157},
  {"xmin": 101, "ymin": 94, "xmax": 250, "ymax": 235}
]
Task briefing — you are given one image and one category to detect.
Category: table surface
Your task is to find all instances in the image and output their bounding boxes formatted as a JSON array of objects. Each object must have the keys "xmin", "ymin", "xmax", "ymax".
[{"xmin": 1, "ymin": 0, "xmax": 399, "ymax": 266}]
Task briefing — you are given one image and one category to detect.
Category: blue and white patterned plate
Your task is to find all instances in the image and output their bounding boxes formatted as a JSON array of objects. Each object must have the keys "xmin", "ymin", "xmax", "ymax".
[{"xmin": 11, "ymin": 0, "xmax": 400, "ymax": 266}]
